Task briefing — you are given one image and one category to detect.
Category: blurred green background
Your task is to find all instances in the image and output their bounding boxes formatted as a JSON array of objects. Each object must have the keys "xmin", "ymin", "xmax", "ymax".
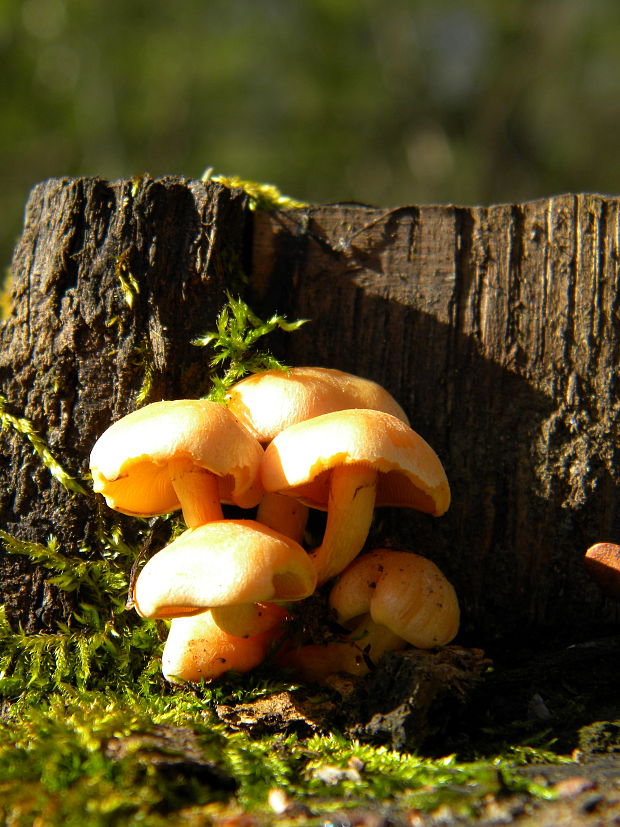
[{"xmin": 3, "ymin": 0, "xmax": 620, "ymax": 270}]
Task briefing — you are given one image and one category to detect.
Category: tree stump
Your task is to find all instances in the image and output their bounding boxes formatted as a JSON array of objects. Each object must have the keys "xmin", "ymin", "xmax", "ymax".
[
  {"xmin": 252, "ymin": 196, "xmax": 620, "ymax": 641},
  {"xmin": 1, "ymin": 179, "xmax": 618, "ymax": 643},
  {"xmin": 0, "ymin": 177, "xmax": 249, "ymax": 630}
]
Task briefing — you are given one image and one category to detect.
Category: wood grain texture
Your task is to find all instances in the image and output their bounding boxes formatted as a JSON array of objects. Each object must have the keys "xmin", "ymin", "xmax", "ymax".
[
  {"xmin": 0, "ymin": 176, "xmax": 249, "ymax": 630},
  {"xmin": 251, "ymin": 195, "xmax": 620, "ymax": 640}
]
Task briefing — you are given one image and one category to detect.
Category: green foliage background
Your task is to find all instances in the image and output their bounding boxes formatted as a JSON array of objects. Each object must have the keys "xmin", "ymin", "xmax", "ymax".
[{"xmin": 3, "ymin": 0, "xmax": 620, "ymax": 269}]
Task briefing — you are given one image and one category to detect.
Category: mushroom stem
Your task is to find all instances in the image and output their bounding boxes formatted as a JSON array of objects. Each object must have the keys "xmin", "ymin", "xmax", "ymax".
[
  {"xmin": 281, "ymin": 615, "xmax": 406, "ymax": 682},
  {"xmin": 350, "ymin": 614, "xmax": 408, "ymax": 660},
  {"xmin": 169, "ymin": 459, "xmax": 223, "ymax": 527},
  {"xmin": 211, "ymin": 602, "xmax": 288, "ymax": 638},
  {"xmin": 163, "ymin": 609, "xmax": 286, "ymax": 683},
  {"xmin": 310, "ymin": 464, "xmax": 377, "ymax": 584},
  {"xmin": 256, "ymin": 492, "xmax": 309, "ymax": 544}
]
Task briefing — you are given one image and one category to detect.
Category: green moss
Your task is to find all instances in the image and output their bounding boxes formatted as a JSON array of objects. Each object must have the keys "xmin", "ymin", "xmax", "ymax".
[
  {"xmin": 0, "ymin": 685, "xmax": 566, "ymax": 825},
  {"xmin": 133, "ymin": 336, "xmax": 155, "ymax": 406},
  {"xmin": 193, "ymin": 293, "xmax": 307, "ymax": 403},
  {"xmin": 202, "ymin": 169, "xmax": 307, "ymax": 211},
  {"xmin": 0, "ymin": 690, "xmax": 227, "ymax": 824},
  {"xmin": 0, "ymin": 395, "xmax": 88, "ymax": 496},
  {"xmin": 0, "ymin": 525, "xmax": 163, "ymax": 696},
  {"xmin": 114, "ymin": 249, "xmax": 140, "ymax": 309}
]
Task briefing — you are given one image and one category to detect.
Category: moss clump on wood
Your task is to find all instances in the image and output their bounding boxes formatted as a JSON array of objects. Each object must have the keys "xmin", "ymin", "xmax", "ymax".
[
  {"xmin": 0, "ymin": 395, "xmax": 88, "ymax": 496},
  {"xmin": 192, "ymin": 293, "xmax": 308, "ymax": 403},
  {"xmin": 0, "ymin": 682, "xmax": 566, "ymax": 825},
  {"xmin": 0, "ymin": 525, "xmax": 163, "ymax": 696},
  {"xmin": 202, "ymin": 170, "xmax": 307, "ymax": 211},
  {"xmin": 579, "ymin": 721, "xmax": 620, "ymax": 756}
]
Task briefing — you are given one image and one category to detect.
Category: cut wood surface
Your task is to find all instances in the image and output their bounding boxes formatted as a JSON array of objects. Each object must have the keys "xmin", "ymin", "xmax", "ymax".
[{"xmin": 0, "ymin": 178, "xmax": 618, "ymax": 641}]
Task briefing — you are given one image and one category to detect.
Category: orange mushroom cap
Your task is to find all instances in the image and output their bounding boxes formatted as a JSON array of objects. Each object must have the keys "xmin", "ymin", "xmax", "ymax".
[
  {"xmin": 226, "ymin": 366, "xmax": 409, "ymax": 443},
  {"xmin": 584, "ymin": 542, "xmax": 620, "ymax": 601},
  {"xmin": 260, "ymin": 409, "xmax": 450, "ymax": 584},
  {"xmin": 90, "ymin": 399, "xmax": 264, "ymax": 519},
  {"xmin": 330, "ymin": 549, "xmax": 460, "ymax": 649},
  {"xmin": 282, "ymin": 549, "xmax": 459, "ymax": 682},
  {"xmin": 261, "ymin": 408, "xmax": 450, "ymax": 516},
  {"xmin": 133, "ymin": 519, "xmax": 317, "ymax": 618},
  {"xmin": 227, "ymin": 367, "xmax": 409, "ymax": 543}
]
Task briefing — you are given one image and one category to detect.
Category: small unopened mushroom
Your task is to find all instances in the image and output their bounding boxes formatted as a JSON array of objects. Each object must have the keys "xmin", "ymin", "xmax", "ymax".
[
  {"xmin": 162, "ymin": 603, "xmax": 288, "ymax": 683},
  {"xmin": 261, "ymin": 409, "xmax": 450, "ymax": 584},
  {"xmin": 90, "ymin": 399, "xmax": 264, "ymax": 528},
  {"xmin": 282, "ymin": 549, "xmax": 460, "ymax": 682},
  {"xmin": 133, "ymin": 519, "xmax": 317, "ymax": 619}
]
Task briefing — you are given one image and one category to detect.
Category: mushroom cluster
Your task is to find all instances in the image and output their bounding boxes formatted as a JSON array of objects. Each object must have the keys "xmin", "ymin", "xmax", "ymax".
[{"xmin": 90, "ymin": 367, "xmax": 459, "ymax": 684}]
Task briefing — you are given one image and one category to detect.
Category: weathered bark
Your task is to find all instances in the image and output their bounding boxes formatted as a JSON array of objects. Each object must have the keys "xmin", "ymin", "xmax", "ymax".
[
  {"xmin": 1, "ymin": 180, "xmax": 618, "ymax": 643},
  {"xmin": 0, "ymin": 176, "xmax": 250, "ymax": 630},
  {"xmin": 251, "ymin": 196, "xmax": 620, "ymax": 640}
]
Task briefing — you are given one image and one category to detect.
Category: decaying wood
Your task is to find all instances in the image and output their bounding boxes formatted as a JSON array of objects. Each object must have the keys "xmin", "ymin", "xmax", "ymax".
[
  {"xmin": 251, "ymin": 196, "xmax": 620, "ymax": 639},
  {"xmin": 0, "ymin": 180, "xmax": 618, "ymax": 643},
  {"xmin": 345, "ymin": 645, "xmax": 489, "ymax": 751},
  {"xmin": 0, "ymin": 176, "xmax": 249, "ymax": 630}
]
